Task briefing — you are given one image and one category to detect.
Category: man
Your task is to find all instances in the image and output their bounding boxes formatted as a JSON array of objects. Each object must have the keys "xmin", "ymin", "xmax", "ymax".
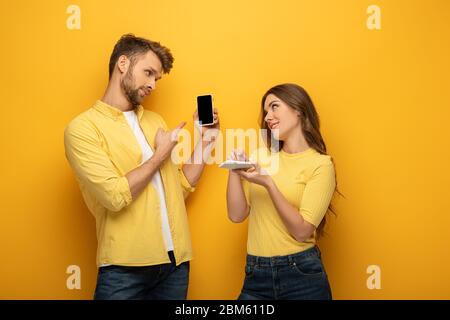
[{"xmin": 64, "ymin": 34, "xmax": 219, "ymax": 299}]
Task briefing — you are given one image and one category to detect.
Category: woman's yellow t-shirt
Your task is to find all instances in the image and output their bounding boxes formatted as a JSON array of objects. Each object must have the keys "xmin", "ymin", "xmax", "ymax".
[{"xmin": 243, "ymin": 147, "xmax": 336, "ymax": 257}]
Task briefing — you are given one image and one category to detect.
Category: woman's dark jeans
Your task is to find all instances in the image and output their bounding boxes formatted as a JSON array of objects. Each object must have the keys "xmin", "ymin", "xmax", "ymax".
[{"xmin": 238, "ymin": 246, "xmax": 332, "ymax": 300}]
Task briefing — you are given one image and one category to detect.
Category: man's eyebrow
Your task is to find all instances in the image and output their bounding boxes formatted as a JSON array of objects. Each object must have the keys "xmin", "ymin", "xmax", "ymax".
[{"xmin": 145, "ymin": 67, "xmax": 162, "ymax": 79}]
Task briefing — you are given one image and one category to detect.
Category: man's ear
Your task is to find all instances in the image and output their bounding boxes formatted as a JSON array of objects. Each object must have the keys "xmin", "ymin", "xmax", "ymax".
[{"xmin": 117, "ymin": 55, "xmax": 129, "ymax": 74}]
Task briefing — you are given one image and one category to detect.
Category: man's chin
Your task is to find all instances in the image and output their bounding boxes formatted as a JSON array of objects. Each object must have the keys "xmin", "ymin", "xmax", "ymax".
[
  {"xmin": 138, "ymin": 92, "xmax": 149, "ymax": 102},
  {"xmin": 138, "ymin": 97, "xmax": 146, "ymax": 105},
  {"xmin": 129, "ymin": 95, "xmax": 144, "ymax": 107}
]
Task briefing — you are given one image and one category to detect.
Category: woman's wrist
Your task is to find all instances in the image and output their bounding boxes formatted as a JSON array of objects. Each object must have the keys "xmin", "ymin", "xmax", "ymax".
[
  {"xmin": 264, "ymin": 177, "xmax": 275, "ymax": 190},
  {"xmin": 229, "ymin": 170, "xmax": 241, "ymax": 178}
]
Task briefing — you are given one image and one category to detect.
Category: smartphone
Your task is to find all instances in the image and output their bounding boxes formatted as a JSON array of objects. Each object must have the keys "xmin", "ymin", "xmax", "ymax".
[
  {"xmin": 196, "ymin": 94, "xmax": 215, "ymax": 126},
  {"xmin": 219, "ymin": 160, "xmax": 254, "ymax": 170}
]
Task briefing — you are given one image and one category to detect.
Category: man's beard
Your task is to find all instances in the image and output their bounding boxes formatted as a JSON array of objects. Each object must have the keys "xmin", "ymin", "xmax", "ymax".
[{"xmin": 120, "ymin": 69, "xmax": 143, "ymax": 109}]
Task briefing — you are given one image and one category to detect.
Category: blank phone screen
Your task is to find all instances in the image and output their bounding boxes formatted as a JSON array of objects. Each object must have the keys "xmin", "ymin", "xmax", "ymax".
[{"xmin": 197, "ymin": 95, "xmax": 214, "ymax": 125}]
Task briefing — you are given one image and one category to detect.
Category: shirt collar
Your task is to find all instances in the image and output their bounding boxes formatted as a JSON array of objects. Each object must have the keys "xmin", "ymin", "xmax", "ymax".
[{"xmin": 93, "ymin": 100, "xmax": 144, "ymax": 121}]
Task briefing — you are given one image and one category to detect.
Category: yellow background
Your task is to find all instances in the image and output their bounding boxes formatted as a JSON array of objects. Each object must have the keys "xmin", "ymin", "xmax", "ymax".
[{"xmin": 1, "ymin": 0, "xmax": 449, "ymax": 299}]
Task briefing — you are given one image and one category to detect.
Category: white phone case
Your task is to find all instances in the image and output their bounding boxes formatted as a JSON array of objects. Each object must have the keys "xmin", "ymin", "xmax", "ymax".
[{"xmin": 219, "ymin": 160, "xmax": 254, "ymax": 170}]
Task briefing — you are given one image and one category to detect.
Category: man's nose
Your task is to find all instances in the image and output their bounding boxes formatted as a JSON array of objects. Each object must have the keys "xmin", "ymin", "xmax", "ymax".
[{"xmin": 147, "ymin": 79, "xmax": 155, "ymax": 91}]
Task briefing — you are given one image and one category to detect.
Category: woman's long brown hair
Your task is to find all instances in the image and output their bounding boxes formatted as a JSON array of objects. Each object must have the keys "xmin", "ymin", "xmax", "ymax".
[{"xmin": 260, "ymin": 83, "xmax": 341, "ymax": 237}]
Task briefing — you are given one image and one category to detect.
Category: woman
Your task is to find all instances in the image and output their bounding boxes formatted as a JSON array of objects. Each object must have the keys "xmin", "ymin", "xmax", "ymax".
[{"xmin": 226, "ymin": 83, "xmax": 338, "ymax": 300}]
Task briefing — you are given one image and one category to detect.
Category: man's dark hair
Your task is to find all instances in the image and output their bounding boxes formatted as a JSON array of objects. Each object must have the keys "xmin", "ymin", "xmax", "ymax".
[{"xmin": 108, "ymin": 33, "xmax": 174, "ymax": 79}]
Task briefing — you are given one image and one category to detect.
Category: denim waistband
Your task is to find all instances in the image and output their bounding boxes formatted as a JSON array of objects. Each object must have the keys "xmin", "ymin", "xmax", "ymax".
[{"xmin": 246, "ymin": 246, "xmax": 321, "ymax": 267}]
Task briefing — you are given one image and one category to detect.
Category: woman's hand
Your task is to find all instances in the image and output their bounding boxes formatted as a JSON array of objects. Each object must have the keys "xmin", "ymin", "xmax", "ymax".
[
  {"xmin": 229, "ymin": 149, "xmax": 273, "ymax": 188},
  {"xmin": 227, "ymin": 149, "xmax": 248, "ymax": 162}
]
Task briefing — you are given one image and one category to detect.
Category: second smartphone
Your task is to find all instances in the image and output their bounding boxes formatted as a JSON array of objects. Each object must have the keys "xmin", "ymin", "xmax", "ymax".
[{"xmin": 197, "ymin": 94, "xmax": 215, "ymax": 126}]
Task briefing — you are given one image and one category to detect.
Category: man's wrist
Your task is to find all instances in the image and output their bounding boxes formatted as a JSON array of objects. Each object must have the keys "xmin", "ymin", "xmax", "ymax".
[
  {"xmin": 200, "ymin": 132, "xmax": 214, "ymax": 145},
  {"xmin": 147, "ymin": 150, "xmax": 165, "ymax": 169},
  {"xmin": 200, "ymin": 127, "xmax": 219, "ymax": 146}
]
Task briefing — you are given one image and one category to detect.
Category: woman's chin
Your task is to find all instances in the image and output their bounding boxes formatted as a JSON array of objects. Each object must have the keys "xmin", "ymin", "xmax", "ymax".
[{"xmin": 272, "ymin": 132, "xmax": 285, "ymax": 141}]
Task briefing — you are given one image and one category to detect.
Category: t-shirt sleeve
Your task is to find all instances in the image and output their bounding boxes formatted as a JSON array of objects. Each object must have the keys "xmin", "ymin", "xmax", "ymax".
[{"xmin": 299, "ymin": 162, "xmax": 336, "ymax": 227}]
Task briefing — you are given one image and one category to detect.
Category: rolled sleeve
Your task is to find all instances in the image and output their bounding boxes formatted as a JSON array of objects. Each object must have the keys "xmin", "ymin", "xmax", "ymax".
[
  {"xmin": 178, "ymin": 165, "xmax": 195, "ymax": 200},
  {"xmin": 109, "ymin": 176, "xmax": 133, "ymax": 212}
]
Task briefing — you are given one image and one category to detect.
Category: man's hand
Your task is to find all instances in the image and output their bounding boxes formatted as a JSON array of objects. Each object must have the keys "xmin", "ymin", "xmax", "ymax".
[
  {"xmin": 194, "ymin": 108, "xmax": 220, "ymax": 144},
  {"xmin": 154, "ymin": 121, "xmax": 186, "ymax": 162},
  {"xmin": 180, "ymin": 109, "xmax": 220, "ymax": 188}
]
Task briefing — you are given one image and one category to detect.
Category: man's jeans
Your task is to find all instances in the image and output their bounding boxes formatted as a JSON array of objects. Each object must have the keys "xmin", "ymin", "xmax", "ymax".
[
  {"xmin": 238, "ymin": 246, "xmax": 332, "ymax": 300},
  {"xmin": 94, "ymin": 251, "xmax": 189, "ymax": 300}
]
